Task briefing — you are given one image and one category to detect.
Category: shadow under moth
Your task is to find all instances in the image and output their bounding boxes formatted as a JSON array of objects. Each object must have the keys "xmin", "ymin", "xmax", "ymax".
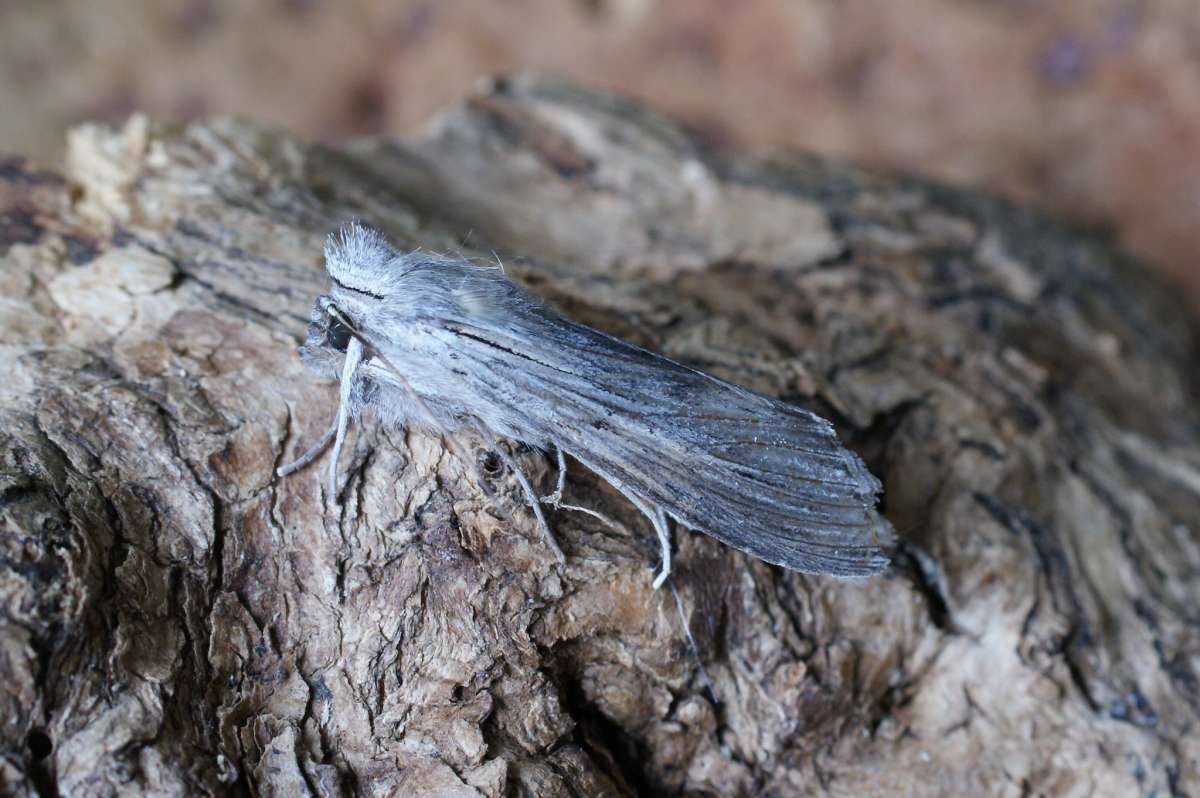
[{"xmin": 279, "ymin": 223, "xmax": 894, "ymax": 587}]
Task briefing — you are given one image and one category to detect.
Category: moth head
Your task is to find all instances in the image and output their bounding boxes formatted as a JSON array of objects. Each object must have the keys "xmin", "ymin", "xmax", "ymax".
[
  {"xmin": 299, "ymin": 295, "xmax": 357, "ymax": 377},
  {"xmin": 304, "ymin": 221, "xmax": 398, "ymax": 369}
]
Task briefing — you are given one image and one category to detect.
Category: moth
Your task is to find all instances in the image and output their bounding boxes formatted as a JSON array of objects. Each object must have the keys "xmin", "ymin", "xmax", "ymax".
[{"xmin": 279, "ymin": 223, "xmax": 894, "ymax": 587}]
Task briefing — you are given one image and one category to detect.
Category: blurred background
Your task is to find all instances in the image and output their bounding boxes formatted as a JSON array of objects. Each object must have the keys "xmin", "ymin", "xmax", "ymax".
[{"xmin": 3, "ymin": 0, "xmax": 1198, "ymax": 308}]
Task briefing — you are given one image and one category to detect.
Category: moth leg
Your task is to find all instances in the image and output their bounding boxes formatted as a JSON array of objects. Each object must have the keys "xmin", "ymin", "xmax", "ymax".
[
  {"xmin": 491, "ymin": 444, "xmax": 567, "ymax": 565},
  {"xmin": 539, "ymin": 445, "xmax": 567, "ymax": 507},
  {"xmin": 627, "ymin": 493, "xmax": 673, "ymax": 589},
  {"xmin": 276, "ymin": 419, "xmax": 337, "ymax": 477},
  {"xmin": 651, "ymin": 506, "xmax": 673, "ymax": 590},
  {"xmin": 555, "ymin": 501, "xmax": 620, "ymax": 529},
  {"xmin": 327, "ymin": 337, "xmax": 364, "ymax": 506},
  {"xmin": 538, "ymin": 446, "xmax": 620, "ymax": 528}
]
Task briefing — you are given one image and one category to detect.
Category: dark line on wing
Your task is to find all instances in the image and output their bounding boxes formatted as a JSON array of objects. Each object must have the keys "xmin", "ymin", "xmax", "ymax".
[{"xmin": 445, "ymin": 325, "xmax": 580, "ymax": 377}]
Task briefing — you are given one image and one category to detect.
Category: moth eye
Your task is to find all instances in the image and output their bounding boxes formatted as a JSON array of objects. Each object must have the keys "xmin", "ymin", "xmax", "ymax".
[{"xmin": 325, "ymin": 317, "xmax": 352, "ymax": 353}]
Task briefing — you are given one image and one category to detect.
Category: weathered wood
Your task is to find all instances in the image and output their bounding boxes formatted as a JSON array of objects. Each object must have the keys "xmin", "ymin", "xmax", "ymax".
[{"xmin": 1, "ymin": 76, "xmax": 1197, "ymax": 796}]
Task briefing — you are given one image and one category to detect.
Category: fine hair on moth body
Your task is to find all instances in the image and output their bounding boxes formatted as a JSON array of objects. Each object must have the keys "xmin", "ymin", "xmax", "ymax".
[{"xmin": 278, "ymin": 222, "xmax": 895, "ymax": 589}]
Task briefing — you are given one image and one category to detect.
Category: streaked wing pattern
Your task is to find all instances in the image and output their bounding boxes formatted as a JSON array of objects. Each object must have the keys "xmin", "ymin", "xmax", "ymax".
[{"xmin": 433, "ymin": 306, "xmax": 893, "ymax": 577}]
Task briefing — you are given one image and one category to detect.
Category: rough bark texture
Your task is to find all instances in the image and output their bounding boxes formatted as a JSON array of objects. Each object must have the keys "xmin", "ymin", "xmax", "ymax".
[{"xmin": 1, "ymin": 76, "xmax": 1198, "ymax": 796}]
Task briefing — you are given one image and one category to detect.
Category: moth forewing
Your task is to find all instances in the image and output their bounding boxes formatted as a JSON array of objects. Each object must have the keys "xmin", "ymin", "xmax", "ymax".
[{"xmin": 432, "ymin": 313, "xmax": 894, "ymax": 577}]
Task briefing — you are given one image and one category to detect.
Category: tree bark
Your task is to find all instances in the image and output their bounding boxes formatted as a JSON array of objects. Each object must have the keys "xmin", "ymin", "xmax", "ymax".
[{"xmin": 1, "ymin": 76, "xmax": 1197, "ymax": 797}]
